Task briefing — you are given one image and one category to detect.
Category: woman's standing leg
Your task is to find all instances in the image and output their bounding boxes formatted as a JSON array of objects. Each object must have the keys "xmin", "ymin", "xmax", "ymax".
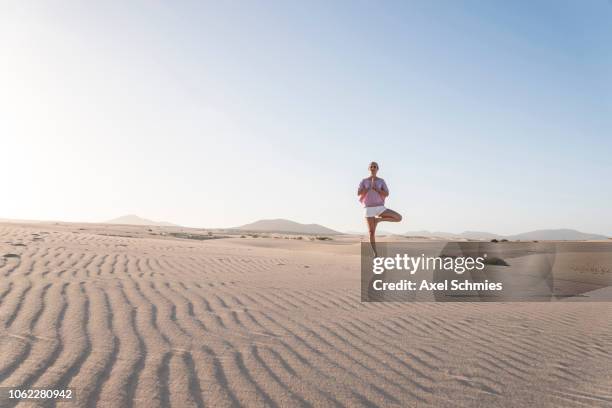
[{"xmin": 366, "ymin": 216, "xmax": 378, "ymax": 257}]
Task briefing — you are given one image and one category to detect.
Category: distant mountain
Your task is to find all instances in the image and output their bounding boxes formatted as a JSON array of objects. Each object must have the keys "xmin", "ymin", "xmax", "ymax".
[
  {"xmin": 403, "ymin": 230, "xmax": 465, "ymax": 239},
  {"xmin": 404, "ymin": 228, "xmax": 609, "ymax": 241},
  {"xmin": 459, "ymin": 231, "xmax": 502, "ymax": 240},
  {"xmin": 105, "ymin": 214, "xmax": 178, "ymax": 227},
  {"xmin": 238, "ymin": 219, "xmax": 342, "ymax": 235},
  {"xmin": 508, "ymin": 229, "xmax": 609, "ymax": 241},
  {"xmin": 404, "ymin": 230, "xmax": 498, "ymax": 240}
]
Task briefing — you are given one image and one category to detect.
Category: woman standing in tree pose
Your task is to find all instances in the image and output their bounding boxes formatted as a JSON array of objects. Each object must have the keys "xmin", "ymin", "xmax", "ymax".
[{"xmin": 357, "ymin": 161, "xmax": 402, "ymax": 256}]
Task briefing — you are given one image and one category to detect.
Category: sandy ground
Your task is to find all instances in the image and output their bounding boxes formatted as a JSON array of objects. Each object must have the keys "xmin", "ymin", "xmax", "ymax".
[{"xmin": 0, "ymin": 222, "xmax": 611, "ymax": 408}]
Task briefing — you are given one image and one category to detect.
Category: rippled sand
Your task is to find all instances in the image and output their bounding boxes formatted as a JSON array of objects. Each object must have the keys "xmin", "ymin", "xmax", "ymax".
[{"xmin": 0, "ymin": 222, "xmax": 610, "ymax": 407}]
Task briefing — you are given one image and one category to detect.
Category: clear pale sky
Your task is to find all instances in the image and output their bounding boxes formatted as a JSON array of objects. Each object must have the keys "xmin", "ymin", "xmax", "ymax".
[{"xmin": 1, "ymin": 1, "xmax": 611, "ymax": 235}]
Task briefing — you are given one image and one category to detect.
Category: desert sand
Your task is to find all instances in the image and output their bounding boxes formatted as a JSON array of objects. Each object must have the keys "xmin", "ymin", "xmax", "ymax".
[{"xmin": 0, "ymin": 222, "xmax": 611, "ymax": 407}]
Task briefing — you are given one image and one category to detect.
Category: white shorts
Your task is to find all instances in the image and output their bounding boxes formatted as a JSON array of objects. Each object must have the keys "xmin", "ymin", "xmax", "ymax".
[{"xmin": 364, "ymin": 206, "xmax": 386, "ymax": 218}]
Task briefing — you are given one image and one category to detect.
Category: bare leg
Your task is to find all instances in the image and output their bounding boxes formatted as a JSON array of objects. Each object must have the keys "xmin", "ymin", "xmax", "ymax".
[
  {"xmin": 366, "ymin": 217, "xmax": 378, "ymax": 257},
  {"xmin": 376, "ymin": 209, "xmax": 402, "ymax": 224}
]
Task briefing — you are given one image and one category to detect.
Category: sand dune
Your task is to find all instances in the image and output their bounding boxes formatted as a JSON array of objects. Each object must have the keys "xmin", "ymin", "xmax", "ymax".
[
  {"xmin": 105, "ymin": 215, "xmax": 179, "ymax": 227},
  {"xmin": 0, "ymin": 222, "xmax": 611, "ymax": 407},
  {"xmin": 237, "ymin": 219, "xmax": 342, "ymax": 235}
]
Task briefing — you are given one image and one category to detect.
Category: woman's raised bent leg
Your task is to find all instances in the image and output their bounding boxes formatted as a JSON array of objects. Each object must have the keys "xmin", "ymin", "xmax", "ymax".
[{"xmin": 377, "ymin": 209, "xmax": 402, "ymax": 223}]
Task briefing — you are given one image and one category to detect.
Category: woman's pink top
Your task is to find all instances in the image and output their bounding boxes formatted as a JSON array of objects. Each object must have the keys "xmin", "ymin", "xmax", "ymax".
[{"xmin": 358, "ymin": 177, "xmax": 388, "ymax": 207}]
